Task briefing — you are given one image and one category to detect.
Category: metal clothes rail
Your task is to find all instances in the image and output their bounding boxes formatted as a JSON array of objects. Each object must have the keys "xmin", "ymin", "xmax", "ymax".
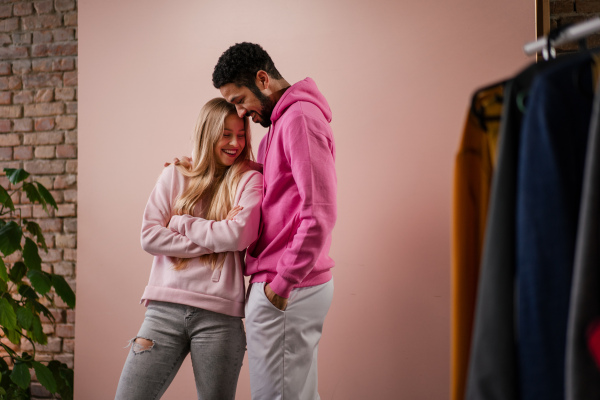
[{"xmin": 524, "ymin": 17, "xmax": 600, "ymax": 58}]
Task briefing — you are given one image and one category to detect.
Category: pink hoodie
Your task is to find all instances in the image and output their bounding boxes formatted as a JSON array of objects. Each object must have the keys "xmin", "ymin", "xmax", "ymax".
[
  {"xmin": 140, "ymin": 165, "xmax": 263, "ymax": 317},
  {"xmin": 246, "ymin": 77, "xmax": 337, "ymax": 298}
]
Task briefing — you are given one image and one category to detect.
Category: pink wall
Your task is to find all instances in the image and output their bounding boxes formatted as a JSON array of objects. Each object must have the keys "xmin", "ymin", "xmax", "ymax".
[{"xmin": 77, "ymin": 1, "xmax": 532, "ymax": 398}]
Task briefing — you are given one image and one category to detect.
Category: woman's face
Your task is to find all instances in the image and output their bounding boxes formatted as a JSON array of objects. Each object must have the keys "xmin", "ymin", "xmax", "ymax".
[{"xmin": 215, "ymin": 113, "xmax": 246, "ymax": 166}]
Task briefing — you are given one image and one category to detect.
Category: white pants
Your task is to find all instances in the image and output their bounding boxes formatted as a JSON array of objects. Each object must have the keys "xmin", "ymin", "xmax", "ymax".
[{"xmin": 245, "ymin": 279, "xmax": 334, "ymax": 400}]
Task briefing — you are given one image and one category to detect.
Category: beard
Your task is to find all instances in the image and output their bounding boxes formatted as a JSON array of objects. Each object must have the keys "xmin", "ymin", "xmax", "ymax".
[{"xmin": 250, "ymin": 85, "xmax": 275, "ymax": 127}]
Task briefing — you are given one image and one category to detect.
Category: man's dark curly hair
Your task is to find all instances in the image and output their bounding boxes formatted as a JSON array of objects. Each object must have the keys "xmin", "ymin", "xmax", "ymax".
[{"xmin": 212, "ymin": 42, "xmax": 283, "ymax": 89}]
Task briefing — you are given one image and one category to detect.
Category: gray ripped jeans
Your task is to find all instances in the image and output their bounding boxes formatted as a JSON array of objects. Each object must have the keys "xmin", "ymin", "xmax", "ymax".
[{"xmin": 115, "ymin": 301, "xmax": 246, "ymax": 400}]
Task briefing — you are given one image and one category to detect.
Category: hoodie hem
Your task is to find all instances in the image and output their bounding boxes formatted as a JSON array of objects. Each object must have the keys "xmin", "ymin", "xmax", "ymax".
[
  {"xmin": 141, "ymin": 286, "xmax": 245, "ymax": 317},
  {"xmin": 250, "ymin": 269, "xmax": 332, "ymax": 298}
]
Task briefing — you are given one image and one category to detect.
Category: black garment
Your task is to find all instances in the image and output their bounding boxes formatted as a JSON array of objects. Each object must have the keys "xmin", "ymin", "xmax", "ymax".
[
  {"xmin": 566, "ymin": 75, "xmax": 600, "ymax": 400},
  {"xmin": 466, "ymin": 58, "xmax": 559, "ymax": 400},
  {"xmin": 516, "ymin": 51, "xmax": 594, "ymax": 400}
]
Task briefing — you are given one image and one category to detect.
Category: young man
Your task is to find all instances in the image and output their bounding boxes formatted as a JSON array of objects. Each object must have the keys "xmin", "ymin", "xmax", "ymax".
[{"xmin": 213, "ymin": 42, "xmax": 336, "ymax": 399}]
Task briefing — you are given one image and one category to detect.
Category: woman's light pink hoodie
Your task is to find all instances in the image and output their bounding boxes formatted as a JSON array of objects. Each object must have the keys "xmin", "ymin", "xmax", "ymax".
[
  {"xmin": 246, "ymin": 77, "xmax": 337, "ymax": 298},
  {"xmin": 139, "ymin": 164, "xmax": 263, "ymax": 317}
]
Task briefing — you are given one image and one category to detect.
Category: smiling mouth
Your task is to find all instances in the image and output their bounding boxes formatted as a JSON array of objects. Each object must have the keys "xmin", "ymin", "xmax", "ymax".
[{"xmin": 222, "ymin": 149, "xmax": 238, "ymax": 156}]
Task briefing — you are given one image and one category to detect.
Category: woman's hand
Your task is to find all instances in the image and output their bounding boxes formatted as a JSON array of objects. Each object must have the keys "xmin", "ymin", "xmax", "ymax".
[
  {"xmin": 226, "ymin": 206, "xmax": 243, "ymax": 220},
  {"xmin": 168, "ymin": 206, "xmax": 243, "ymax": 236}
]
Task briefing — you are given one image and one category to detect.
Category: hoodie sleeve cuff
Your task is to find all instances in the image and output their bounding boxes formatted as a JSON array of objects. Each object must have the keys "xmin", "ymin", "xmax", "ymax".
[
  {"xmin": 169, "ymin": 214, "xmax": 186, "ymax": 234},
  {"xmin": 269, "ymin": 274, "xmax": 294, "ymax": 299}
]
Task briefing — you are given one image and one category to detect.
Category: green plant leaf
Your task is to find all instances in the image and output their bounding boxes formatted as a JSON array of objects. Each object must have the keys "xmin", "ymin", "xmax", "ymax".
[
  {"xmin": 9, "ymin": 362, "xmax": 30, "ymax": 390},
  {"xmin": 0, "ymin": 258, "xmax": 7, "ymax": 282},
  {"xmin": 0, "ymin": 298, "xmax": 16, "ymax": 330},
  {"xmin": 18, "ymin": 284, "xmax": 38, "ymax": 300},
  {"xmin": 32, "ymin": 361, "xmax": 57, "ymax": 393},
  {"xmin": 0, "ymin": 222, "xmax": 22, "ymax": 257},
  {"xmin": 25, "ymin": 221, "xmax": 47, "ymax": 252},
  {"xmin": 59, "ymin": 366, "xmax": 74, "ymax": 387},
  {"xmin": 15, "ymin": 307, "xmax": 34, "ymax": 330},
  {"xmin": 5, "ymin": 327, "xmax": 21, "ymax": 346},
  {"xmin": 21, "ymin": 182, "xmax": 41, "ymax": 205},
  {"xmin": 23, "ymin": 238, "xmax": 41, "ymax": 271},
  {"xmin": 34, "ymin": 182, "xmax": 58, "ymax": 212},
  {"xmin": 0, "ymin": 186, "xmax": 14, "ymax": 212},
  {"xmin": 30, "ymin": 314, "xmax": 46, "ymax": 345},
  {"xmin": 20, "ymin": 352, "xmax": 32, "ymax": 363},
  {"xmin": 0, "ymin": 339, "xmax": 16, "ymax": 357},
  {"xmin": 4, "ymin": 169, "xmax": 29, "ymax": 185},
  {"xmin": 48, "ymin": 361, "xmax": 74, "ymax": 400},
  {"xmin": 2, "ymin": 385, "xmax": 29, "ymax": 400},
  {"xmin": 32, "ymin": 300, "xmax": 53, "ymax": 322},
  {"xmin": 0, "ymin": 279, "xmax": 7, "ymax": 293},
  {"xmin": 51, "ymin": 275, "xmax": 75, "ymax": 308},
  {"xmin": 9, "ymin": 262, "xmax": 26, "ymax": 283},
  {"xmin": 58, "ymin": 369, "xmax": 74, "ymax": 400},
  {"xmin": 0, "ymin": 328, "xmax": 17, "ymax": 348},
  {"xmin": 0, "ymin": 356, "xmax": 8, "ymax": 372},
  {"xmin": 27, "ymin": 270, "xmax": 51, "ymax": 295}
]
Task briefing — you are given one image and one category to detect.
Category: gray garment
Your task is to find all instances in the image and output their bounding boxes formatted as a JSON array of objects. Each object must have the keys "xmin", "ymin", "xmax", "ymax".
[
  {"xmin": 245, "ymin": 280, "xmax": 333, "ymax": 400},
  {"xmin": 115, "ymin": 301, "xmax": 246, "ymax": 400},
  {"xmin": 565, "ymin": 80, "xmax": 600, "ymax": 400}
]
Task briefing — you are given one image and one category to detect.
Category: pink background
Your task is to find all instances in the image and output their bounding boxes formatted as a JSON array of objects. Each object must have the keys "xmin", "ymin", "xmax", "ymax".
[{"xmin": 77, "ymin": 1, "xmax": 532, "ymax": 398}]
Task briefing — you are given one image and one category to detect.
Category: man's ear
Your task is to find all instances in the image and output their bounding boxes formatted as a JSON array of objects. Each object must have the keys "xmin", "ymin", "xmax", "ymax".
[{"xmin": 255, "ymin": 70, "xmax": 270, "ymax": 91}]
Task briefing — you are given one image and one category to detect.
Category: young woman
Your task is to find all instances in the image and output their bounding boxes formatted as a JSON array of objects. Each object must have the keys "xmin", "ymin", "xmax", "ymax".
[{"xmin": 115, "ymin": 98, "xmax": 263, "ymax": 400}]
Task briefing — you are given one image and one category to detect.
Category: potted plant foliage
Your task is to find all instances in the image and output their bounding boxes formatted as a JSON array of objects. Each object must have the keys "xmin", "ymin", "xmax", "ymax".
[{"xmin": 0, "ymin": 168, "xmax": 75, "ymax": 399}]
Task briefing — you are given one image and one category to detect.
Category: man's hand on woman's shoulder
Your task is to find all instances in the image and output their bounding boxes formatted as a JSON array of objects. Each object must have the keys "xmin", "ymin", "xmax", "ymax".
[{"xmin": 164, "ymin": 156, "xmax": 192, "ymax": 168}]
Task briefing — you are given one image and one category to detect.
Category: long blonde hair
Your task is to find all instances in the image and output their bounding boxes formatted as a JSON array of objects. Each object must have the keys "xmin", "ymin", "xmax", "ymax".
[{"xmin": 172, "ymin": 98, "xmax": 254, "ymax": 270}]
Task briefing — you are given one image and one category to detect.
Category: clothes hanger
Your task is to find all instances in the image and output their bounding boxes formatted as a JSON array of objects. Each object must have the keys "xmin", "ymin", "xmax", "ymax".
[
  {"xmin": 516, "ymin": 24, "xmax": 596, "ymax": 114},
  {"xmin": 524, "ymin": 17, "xmax": 600, "ymax": 57}
]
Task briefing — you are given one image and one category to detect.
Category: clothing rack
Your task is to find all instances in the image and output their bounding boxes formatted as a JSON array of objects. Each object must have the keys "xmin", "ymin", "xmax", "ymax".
[{"xmin": 524, "ymin": 17, "xmax": 600, "ymax": 58}]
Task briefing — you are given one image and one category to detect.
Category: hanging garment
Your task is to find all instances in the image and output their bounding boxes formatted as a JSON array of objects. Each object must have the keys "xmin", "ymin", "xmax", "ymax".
[
  {"xmin": 587, "ymin": 320, "xmax": 600, "ymax": 370},
  {"xmin": 516, "ymin": 51, "xmax": 595, "ymax": 400},
  {"xmin": 465, "ymin": 58, "xmax": 559, "ymax": 400},
  {"xmin": 451, "ymin": 84, "xmax": 503, "ymax": 400},
  {"xmin": 565, "ymin": 73, "xmax": 600, "ymax": 400}
]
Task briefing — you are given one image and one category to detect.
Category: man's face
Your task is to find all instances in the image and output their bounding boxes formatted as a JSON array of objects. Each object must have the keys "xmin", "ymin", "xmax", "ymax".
[{"xmin": 220, "ymin": 83, "xmax": 275, "ymax": 128}]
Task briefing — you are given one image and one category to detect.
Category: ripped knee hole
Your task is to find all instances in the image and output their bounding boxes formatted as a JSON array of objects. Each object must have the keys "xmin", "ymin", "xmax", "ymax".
[{"xmin": 131, "ymin": 337, "xmax": 155, "ymax": 353}]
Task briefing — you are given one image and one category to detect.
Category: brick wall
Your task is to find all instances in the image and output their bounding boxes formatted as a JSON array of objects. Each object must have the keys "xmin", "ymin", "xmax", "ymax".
[
  {"xmin": 550, "ymin": 1, "xmax": 600, "ymax": 52},
  {"xmin": 0, "ymin": 0, "xmax": 76, "ymax": 398}
]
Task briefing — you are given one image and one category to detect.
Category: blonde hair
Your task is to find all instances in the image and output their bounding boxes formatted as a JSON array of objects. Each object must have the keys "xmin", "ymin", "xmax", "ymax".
[{"xmin": 172, "ymin": 98, "xmax": 254, "ymax": 270}]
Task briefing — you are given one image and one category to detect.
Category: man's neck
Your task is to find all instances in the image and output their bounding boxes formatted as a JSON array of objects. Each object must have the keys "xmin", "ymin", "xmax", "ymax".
[{"xmin": 269, "ymin": 79, "xmax": 291, "ymax": 104}]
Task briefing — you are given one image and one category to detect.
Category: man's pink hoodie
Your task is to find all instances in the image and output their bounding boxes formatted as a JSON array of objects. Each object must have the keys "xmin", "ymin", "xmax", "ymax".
[{"xmin": 246, "ymin": 77, "xmax": 337, "ymax": 298}]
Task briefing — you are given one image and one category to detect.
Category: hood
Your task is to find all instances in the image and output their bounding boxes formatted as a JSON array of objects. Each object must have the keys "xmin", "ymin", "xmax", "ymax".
[{"xmin": 271, "ymin": 77, "xmax": 332, "ymax": 123}]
